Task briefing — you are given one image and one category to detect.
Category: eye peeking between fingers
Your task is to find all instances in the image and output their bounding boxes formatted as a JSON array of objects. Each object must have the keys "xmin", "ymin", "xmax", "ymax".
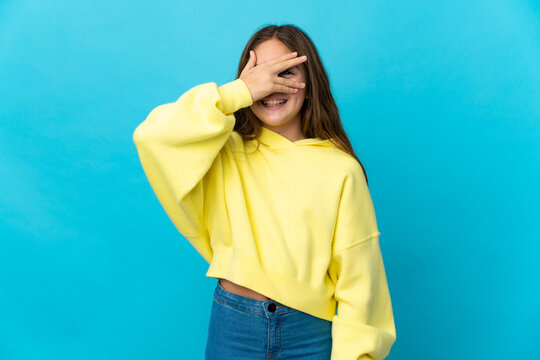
[{"xmin": 279, "ymin": 70, "xmax": 293, "ymax": 76}]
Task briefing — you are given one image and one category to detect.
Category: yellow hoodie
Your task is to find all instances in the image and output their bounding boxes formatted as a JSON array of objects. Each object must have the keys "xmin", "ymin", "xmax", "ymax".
[{"xmin": 132, "ymin": 78, "xmax": 396, "ymax": 360}]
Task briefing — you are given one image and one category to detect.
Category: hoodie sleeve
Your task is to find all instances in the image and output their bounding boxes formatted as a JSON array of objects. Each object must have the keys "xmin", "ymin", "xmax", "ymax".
[
  {"xmin": 132, "ymin": 78, "xmax": 253, "ymax": 264},
  {"xmin": 328, "ymin": 166, "xmax": 396, "ymax": 360}
]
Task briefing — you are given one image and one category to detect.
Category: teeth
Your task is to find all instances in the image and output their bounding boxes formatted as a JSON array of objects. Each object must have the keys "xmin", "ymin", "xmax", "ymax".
[{"xmin": 262, "ymin": 99, "xmax": 287, "ymax": 106}]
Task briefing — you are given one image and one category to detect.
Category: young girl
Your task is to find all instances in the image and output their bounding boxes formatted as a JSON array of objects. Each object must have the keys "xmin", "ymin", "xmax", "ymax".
[{"xmin": 133, "ymin": 24, "xmax": 396, "ymax": 360}]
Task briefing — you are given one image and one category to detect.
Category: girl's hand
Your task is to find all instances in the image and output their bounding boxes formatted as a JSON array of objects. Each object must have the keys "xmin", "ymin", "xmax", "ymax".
[{"xmin": 240, "ymin": 50, "xmax": 307, "ymax": 103}]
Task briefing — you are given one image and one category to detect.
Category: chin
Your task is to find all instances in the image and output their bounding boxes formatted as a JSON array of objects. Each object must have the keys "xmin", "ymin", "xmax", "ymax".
[
  {"xmin": 257, "ymin": 115, "xmax": 295, "ymax": 127},
  {"xmin": 252, "ymin": 104, "xmax": 301, "ymax": 127}
]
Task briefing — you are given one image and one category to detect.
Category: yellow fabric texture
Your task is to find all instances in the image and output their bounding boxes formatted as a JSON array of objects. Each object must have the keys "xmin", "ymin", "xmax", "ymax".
[{"xmin": 133, "ymin": 78, "xmax": 396, "ymax": 359}]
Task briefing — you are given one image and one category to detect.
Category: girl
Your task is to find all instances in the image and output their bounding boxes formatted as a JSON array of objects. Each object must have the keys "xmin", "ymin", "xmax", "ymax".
[{"xmin": 133, "ymin": 24, "xmax": 396, "ymax": 360}]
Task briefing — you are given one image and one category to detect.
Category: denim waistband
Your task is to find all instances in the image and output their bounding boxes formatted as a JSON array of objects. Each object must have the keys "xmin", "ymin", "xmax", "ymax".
[{"xmin": 213, "ymin": 280, "xmax": 298, "ymax": 317}]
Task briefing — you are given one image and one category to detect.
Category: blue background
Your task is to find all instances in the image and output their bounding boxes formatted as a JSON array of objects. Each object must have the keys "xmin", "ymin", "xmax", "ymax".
[{"xmin": 1, "ymin": 0, "xmax": 539, "ymax": 359}]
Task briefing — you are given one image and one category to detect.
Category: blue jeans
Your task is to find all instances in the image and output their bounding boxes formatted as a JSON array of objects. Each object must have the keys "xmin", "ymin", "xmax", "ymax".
[{"xmin": 205, "ymin": 280, "xmax": 333, "ymax": 359}]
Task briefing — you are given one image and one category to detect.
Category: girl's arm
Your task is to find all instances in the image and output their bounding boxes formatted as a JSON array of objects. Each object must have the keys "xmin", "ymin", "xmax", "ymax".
[
  {"xmin": 328, "ymin": 166, "xmax": 397, "ymax": 360},
  {"xmin": 132, "ymin": 79, "xmax": 253, "ymax": 264}
]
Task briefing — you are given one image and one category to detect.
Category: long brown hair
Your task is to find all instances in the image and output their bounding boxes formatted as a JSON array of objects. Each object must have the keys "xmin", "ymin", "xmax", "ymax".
[{"xmin": 233, "ymin": 24, "xmax": 369, "ymax": 186}]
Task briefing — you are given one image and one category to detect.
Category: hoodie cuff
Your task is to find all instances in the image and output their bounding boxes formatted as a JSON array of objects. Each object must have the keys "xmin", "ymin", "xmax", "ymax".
[{"xmin": 217, "ymin": 78, "xmax": 254, "ymax": 115}]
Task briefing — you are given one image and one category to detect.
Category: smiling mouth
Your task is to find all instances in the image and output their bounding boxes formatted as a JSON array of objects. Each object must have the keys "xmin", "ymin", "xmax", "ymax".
[{"xmin": 261, "ymin": 99, "xmax": 287, "ymax": 109}]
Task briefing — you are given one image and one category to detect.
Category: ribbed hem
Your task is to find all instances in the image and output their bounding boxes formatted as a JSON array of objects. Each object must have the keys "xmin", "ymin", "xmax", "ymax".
[
  {"xmin": 206, "ymin": 247, "xmax": 337, "ymax": 322},
  {"xmin": 217, "ymin": 78, "xmax": 253, "ymax": 115}
]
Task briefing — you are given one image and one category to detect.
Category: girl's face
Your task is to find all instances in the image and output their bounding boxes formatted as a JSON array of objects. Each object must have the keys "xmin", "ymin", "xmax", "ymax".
[{"xmin": 249, "ymin": 38, "xmax": 307, "ymax": 129}]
